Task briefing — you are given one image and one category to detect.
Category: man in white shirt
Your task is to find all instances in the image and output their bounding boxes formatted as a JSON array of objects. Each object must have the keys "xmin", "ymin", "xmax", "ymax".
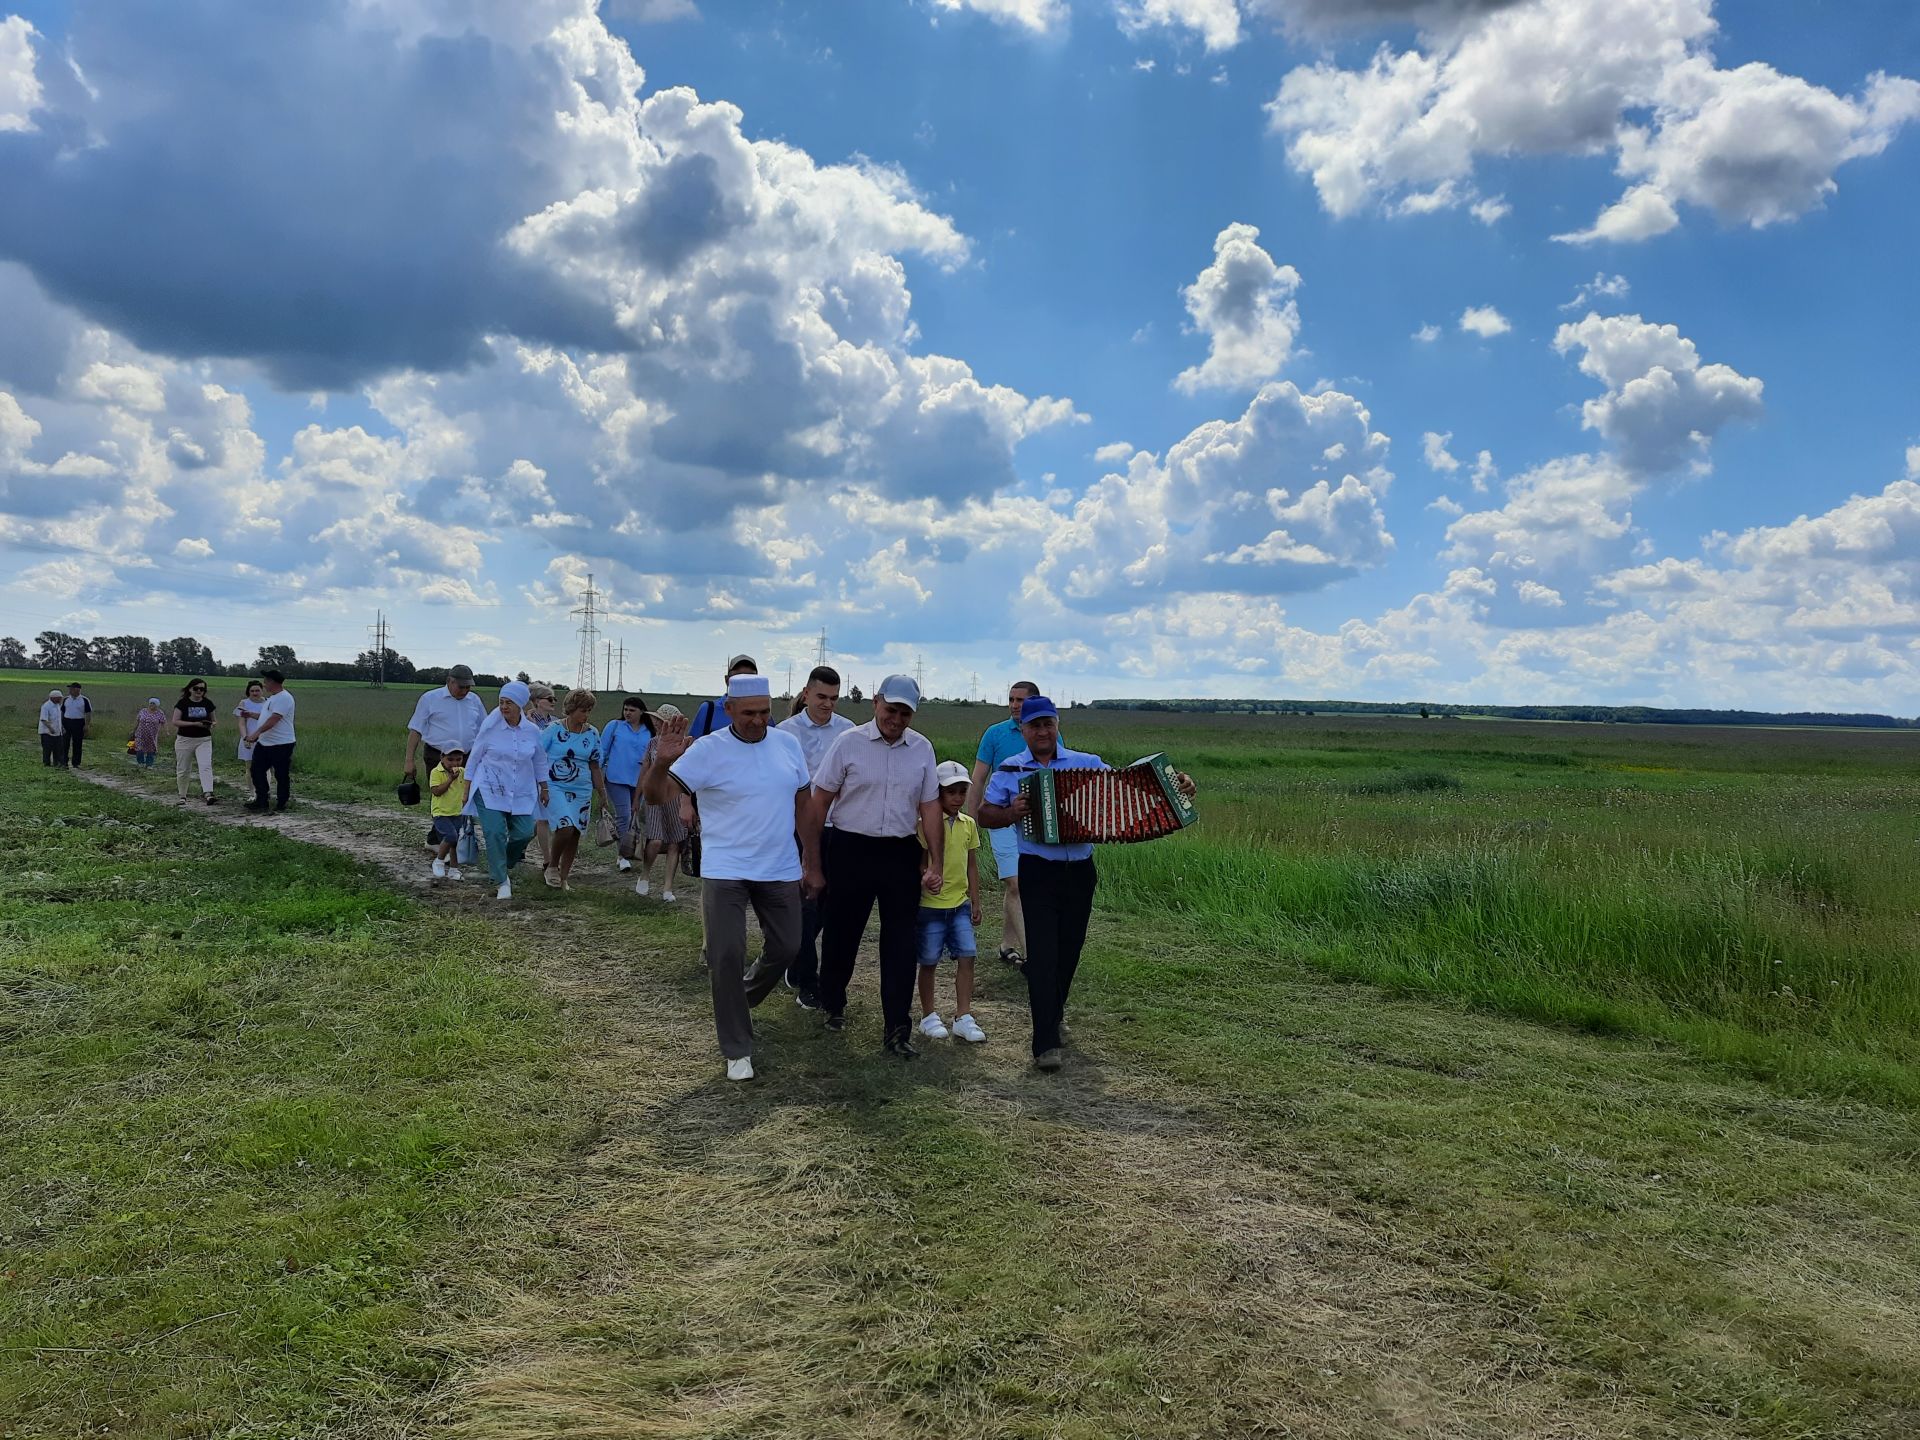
[
  {"xmin": 646, "ymin": 674, "xmax": 812, "ymax": 1083},
  {"xmin": 60, "ymin": 682, "xmax": 92, "ymax": 767},
  {"xmin": 243, "ymin": 669, "xmax": 298, "ymax": 812},
  {"xmin": 38, "ymin": 688, "xmax": 64, "ymax": 766},
  {"xmin": 402, "ymin": 664, "xmax": 486, "ymax": 845},
  {"xmin": 801, "ymin": 674, "xmax": 943, "ymax": 1059},
  {"xmin": 775, "ymin": 664, "xmax": 855, "ymax": 1008}
]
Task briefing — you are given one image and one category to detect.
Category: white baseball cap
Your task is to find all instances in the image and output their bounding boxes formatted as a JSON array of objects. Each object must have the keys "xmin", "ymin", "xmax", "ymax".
[
  {"xmin": 875, "ymin": 673, "xmax": 922, "ymax": 711},
  {"xmin": 935, "ymin": 760, "xmax": 969, "ymax": 787}
]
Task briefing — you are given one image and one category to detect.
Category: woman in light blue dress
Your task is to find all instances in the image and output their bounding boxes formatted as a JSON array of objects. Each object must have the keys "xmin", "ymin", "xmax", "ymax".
[{"xmin": 540, "ymin": 688, "xmax": 608, "ymax": 891}]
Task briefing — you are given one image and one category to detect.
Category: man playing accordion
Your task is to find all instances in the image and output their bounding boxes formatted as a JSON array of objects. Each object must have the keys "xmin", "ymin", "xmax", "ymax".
[{"xmin": 976, "ymin": 695, "xmax": 1197, "ymax": 1072}]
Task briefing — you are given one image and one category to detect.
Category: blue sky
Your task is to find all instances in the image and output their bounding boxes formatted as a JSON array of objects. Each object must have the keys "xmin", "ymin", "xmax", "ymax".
[{"xmin": 1, "ymin": 0, "xmax": 1917, "ymax": 706}]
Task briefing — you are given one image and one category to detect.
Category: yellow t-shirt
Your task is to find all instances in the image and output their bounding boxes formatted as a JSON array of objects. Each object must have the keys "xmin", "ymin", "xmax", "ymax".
[
  {"xmin": 919, "ymin": 812, "xmax": 979, "ymax": 910},
  {"xmin": 429, "ymin": 763, "xmax": 469, "ymax": 817}
]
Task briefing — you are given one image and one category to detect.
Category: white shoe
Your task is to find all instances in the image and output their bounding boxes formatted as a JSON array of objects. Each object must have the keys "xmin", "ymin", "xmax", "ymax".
[
  {"xmin": 431, "ymin": 858, "xmax": 447, "ymax": 879},
  {"xmin": 634, "ymin": 875, "xmax": 650, "ymax": 896},
  {"xmin": 919, "ymin": 1013, "xmax": 949, "ymax": 1040},
  {"xmin": 952, "ymin": 1014, "xmax": 987, "ymax": 1044},
  {"xmin": 726, "ymin": 1056, "xmax": 754, "ymax": 1082},
  {"xmin": 495, "ymin": 881, "xmax": 512, "ymax": 901},
  {"xmin": 617, "ymin": 857, "xmax": 632, "ymax": 872},
  {"xmin": 661, "ymin": 889, "xmax": 676, "ymax": 903},
  {"xmin": 446, "ymin": 867, "xmax": 462, "ymax": 881}
]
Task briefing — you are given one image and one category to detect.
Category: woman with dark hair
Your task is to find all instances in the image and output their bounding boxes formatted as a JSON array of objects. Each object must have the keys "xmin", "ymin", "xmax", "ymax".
[
  {"xmin": 170, "ymin": 678, "xmax": 218, "ymax": 804},
  {"xmin": 232, "ymin": 679, "xmax": 265, "ymax": 766},
  {"xmin": 599, "ymin": 695, "xmax": 656, "ymax": 875}
]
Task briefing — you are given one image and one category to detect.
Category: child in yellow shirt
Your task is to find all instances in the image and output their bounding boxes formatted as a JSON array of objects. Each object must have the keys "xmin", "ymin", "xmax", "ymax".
[
  {"xmin": 917, "ymin": 761, "xmax": 985, "ymax": 1043},
  {"xmin": 429, "ymin": 748, "xmax": 470, "ymax": 881}
]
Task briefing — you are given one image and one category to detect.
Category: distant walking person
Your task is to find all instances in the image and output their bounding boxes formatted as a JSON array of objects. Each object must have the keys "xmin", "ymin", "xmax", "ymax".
[
  {"xmin": 60, "ymin": 682, "xmax": 92, "ymax": 767},
  {"xmin": 233, "ymin": 680, "xmax": 264, "ymax": 766},
  {"xmin": 967, "ymin": 680, "xmax": 1039, "ymax": 968},
  {"xmin": 38, "ymin": 688, "xmax": 64, "ymax": 766},
  {"xmin": 171, "ymin": 678, "xmax": 219, "ymax": 804},
  {"xmin": 776, "ymin": 664, "xmax": 854, "ymax": 1007},
  {"xmin": 243, "ymin": 670, "xmax": 297, "ymax": 812},
  {"xmin": 644, "ymin": 675, "xmax": 812, "ymax": 1082},
  {"xmin": 130, "ymin": 698, "xmax": 165, "ymax": 768},
  {"xmin": 402, "ymin": 665, "xmax": 487, "ymax": 848},
  {"xmin": 801, "ymin": 674, "xmax": 943, "ymax": 1059},
  {"xmin": 599, "ymin": 696, "xmax": 656, "ymax": 875},
  {"xmin": 463, "ymin": 681, "xmax": 550, "ymax": 902}
]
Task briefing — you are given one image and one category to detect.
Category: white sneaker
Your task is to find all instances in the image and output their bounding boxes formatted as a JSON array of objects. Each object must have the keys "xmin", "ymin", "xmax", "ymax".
[
  {"xmin": 952, "ymin": 1014, "xmax": 987, "ymax": 1044},
  {"xmin": 617, "ymin": 857, "xmax": 632, "ymax": 872},
  {"xmin": 661, "ymin": 889, "xmax": 676, "ymax": 903},
  {"xmin": 634, "ymin": 875, "xmax": 650, "ymax": 896},
  {"xmin": 495, "ymin": 881, "xmax": 512, "ymax": 901},
  {"xmin": 446, "ymin": 867, "xmax": 462, "ymax": 881},
  {"xmin": 725, "ymin": 1056, "xmax": 754, "ymax": 1082},
  {"xmin": 431, "ymin": 858, "xmax": 447, "ymax": 879},
  {"xmin": 919, "ymin": 1013, "xmax": 949, "ymax": 1040}
]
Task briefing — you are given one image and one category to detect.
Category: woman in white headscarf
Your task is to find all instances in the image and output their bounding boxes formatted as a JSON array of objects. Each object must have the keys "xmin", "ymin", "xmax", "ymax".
[{"xmin": 462, "ymin": 681, "xmax": 551, "ymax": 902}]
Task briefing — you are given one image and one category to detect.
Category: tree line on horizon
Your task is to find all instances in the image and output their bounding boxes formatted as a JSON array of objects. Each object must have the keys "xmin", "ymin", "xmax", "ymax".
[{"xmin": 5, "ymin": 631, "xmax": 507, "ymax": 689}]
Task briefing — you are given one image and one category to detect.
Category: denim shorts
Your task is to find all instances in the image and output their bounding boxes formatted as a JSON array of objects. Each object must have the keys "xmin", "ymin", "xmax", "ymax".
[
  {"xmin": 917, "ymin": 905, "xmax": 976, "ymax": 965},
  {"xmin": 433, "ymin": 816, "xmax": 467, "ymax": 844}
]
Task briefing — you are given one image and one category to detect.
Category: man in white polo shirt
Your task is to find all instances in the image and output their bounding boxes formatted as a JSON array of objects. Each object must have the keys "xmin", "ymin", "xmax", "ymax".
[
  {"xmin": 801, "ymin": 674, "xmax": 943, "ymax": 1059},
  {"xmin": 403, "ymin": 664, "xmax": 487, "ymax": 846},
  {"xmin": 645, "ymin": 673, "xmax": 812, "ymax": 1083},
  {"xmin": 243, "ymin": 669, "xmax": 297, "ymax": 812}
]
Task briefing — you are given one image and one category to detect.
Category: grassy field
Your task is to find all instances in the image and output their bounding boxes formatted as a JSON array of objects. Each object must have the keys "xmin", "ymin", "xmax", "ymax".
[{"xmin": 5, "ymin": 669, "xmax": 1919, "ymax": 1437}]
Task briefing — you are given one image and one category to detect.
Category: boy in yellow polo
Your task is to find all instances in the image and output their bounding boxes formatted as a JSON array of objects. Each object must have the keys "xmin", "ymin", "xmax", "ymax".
[
  {"xmin": 429, "ymin": 747, "xmax": 470, "ymax": 881},
  {"xmin": 917, "ymin": 761, "xmax": 985, "ymax": 1043}
]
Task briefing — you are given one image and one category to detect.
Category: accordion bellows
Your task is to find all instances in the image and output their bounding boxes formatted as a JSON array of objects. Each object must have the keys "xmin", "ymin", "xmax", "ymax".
[{"xmin": 1018, "ymin": 753, "xmax": 1197, "ymax": 845}]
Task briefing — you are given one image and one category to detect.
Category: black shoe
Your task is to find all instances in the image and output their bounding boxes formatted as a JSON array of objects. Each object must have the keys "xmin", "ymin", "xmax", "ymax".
[
  {"xmin": 204, "ymin": 793, "xmax": 217, "ymax": 805},
  {"xmin": 275, "ymin": 803, "xmax": 291, "ymax": 812},
  {"xmin": 1000, "ymin": 948, "xmax": 1025, "ymax": 970},
  {"xmin": 793, "ymin": 988, "xmax": 821, "ymax": 1011},
  {"xmin": 823, "ymin": 1012, "xmax": 845, "ymax": 1032},
  {"xmin": 884, "ymin": 1026, "xmax": 918, "ymax": 1060},
  {"xmin": 1034, "ymin": 1048, "xmax": 1064, "ymax": 1072},
  {"xmin": 243, "ymin": 800, "xmax": 267, "ymax": 812}
]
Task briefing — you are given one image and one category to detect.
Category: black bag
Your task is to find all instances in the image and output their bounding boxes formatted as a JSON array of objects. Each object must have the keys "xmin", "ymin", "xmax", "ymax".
[
  {"xmin": 682, "ymin": 830, "xmax": 701, "ymax": 879},
  {"xmin": 396, "ymin": 777, "xmax": 422, "ymax": 806}
]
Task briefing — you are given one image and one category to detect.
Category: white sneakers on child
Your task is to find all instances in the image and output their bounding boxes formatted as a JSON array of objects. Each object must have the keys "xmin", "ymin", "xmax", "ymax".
[
  {"xmin": 617, "ymin": 856, "xmax": 632, "ymax": 872},
  {"xmin": 634, "ymin": 875, "xmax": 650, "ymax": 896},
  {"xmin": 495, "ymin": 880, "xmax": 512, "ymax": 901},
  {"xmin": 661, "ymin": 889, "xmax": 676, "ymax": 903},
  {"xmin": 951, "ymin": 1014, "xmax": 987, "ymax": 1043},
  {"xmin": 919, "ymin": 1013, "xmax": 950, "ymax": 1040},
  {"xmin": 446, "ymin": 867, "xmax": 462, "ymax": 881},
  {"xmin": 725, "ymin": 1056, "xmax": 754, "ymax": 1082},
  {"xmin": 431, "ymin": 858, "xmax": 447, "ymax": 879}
]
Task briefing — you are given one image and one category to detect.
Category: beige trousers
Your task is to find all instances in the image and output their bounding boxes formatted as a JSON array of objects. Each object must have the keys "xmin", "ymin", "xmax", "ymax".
[{"xmin": 175, "ymin": 735, "xmax": 214, "ymax": 797}]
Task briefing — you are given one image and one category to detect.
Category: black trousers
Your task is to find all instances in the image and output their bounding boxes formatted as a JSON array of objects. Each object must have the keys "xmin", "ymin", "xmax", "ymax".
[
  {"xmin": 61, "ymin": 718, "xmax": 86, "ymax": 766},
  {"xmin": 41, "ymin": 733, "xmax": 60, "ymax": 765},
  {"xmin": 818, "ymin": 829, "xmax": 921, "ymax": 1033},
  {"xmin": 1019, "ymin": 856, "xmax": 1098, "ymax": 1057},
  {"xmin": 251, "ymin": 743, "xmax": 295, "ymax": 808}
]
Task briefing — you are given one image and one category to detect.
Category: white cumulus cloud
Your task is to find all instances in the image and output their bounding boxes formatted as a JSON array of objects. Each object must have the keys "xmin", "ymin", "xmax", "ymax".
[
  {"xmin": 1174, "ymin": 223, "xmax": 1303, "ymax": 393},
  {"xmin": 1459, "ymin": 304, "xmax": 1511, "ymax": 337}
]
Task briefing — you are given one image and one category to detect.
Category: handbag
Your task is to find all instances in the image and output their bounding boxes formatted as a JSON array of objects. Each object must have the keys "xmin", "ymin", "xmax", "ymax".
[
  {"xmin": 682, "ymin": 829, "xmax": 701, "ymax": 879},
  {"xmin": 455, "ymin": 820, "xmax": 478, "ymax": 866},
  {"xmin": 396, "ymin": 777, "xmax": 422, "ymax": 806},
  {"xmin": 592, "ymin": 808, "xmax": 617, "ymax": 847}
]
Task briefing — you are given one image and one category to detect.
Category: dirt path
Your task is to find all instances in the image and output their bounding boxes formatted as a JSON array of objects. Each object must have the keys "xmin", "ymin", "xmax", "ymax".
[{"xmin": 73, "ymin": 765, "xmax": 1709, "ymax": 1439}]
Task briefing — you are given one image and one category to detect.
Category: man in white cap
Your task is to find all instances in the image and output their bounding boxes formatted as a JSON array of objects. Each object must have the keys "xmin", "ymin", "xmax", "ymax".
[
  {"xmin": 38, "ymin": 688, "xmax": 65, "ymax": 766},
  {"xmin": 645, "ymin": 672, "xmax": 811, "ymax": 1083},
  {"xmin": 801, "ymin": 674, "xmax": 943, "ymax": 1058},
  {"xmin": 402, "ymin": 664, "xmax": 486, "ymax": 847}
]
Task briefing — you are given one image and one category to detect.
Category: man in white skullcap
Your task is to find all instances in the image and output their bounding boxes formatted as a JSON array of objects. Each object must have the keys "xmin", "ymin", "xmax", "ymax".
[
  {"xmin": 645, "ymin": 672, "xmax": 811, "ymax": 1082},
  {"xmin": 39, "ymin": 689, "xmax": 65, "ymax": 766}
]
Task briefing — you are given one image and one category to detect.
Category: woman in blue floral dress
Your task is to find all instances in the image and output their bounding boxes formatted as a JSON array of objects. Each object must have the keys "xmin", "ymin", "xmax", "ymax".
[{"xmin": 540, "ymin": 688, "xmax": 609, "ymax": 891}]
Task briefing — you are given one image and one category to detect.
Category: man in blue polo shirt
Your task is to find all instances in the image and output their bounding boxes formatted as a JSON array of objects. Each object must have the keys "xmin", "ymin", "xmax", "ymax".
[
  {"xmin": 965, "ymin": 680, "xmax": 1039, "ymax": 967},
  {"xmin": 977, "ymin": 695, "xmax": 1195, "ymax": 1072}
]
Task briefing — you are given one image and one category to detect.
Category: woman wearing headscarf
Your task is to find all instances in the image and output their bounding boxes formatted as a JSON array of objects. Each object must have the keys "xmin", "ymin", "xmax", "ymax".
[
  {"xmin": 38, "ymin": 689, "xmax": 64, "ymax": 766},
  {"xmin": 170, "ymin": 678, "xmax": 219, "ymax": 804},
  {"xmin": 541, "ymin": 688, "xmax": 609, "ymax": 891},
  {"xmin": 463, "ymin": 681, "xmax": 551, "ymax": 902}
]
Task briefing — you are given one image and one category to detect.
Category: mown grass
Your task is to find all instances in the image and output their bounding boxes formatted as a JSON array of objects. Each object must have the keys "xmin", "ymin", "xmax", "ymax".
[{"xmin": 0, "ymin": 743, "xmax": 587, "ymax": 1437}]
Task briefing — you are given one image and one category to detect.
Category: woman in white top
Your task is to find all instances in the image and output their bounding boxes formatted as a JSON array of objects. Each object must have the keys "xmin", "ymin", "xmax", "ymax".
[
  {"xmin": 462, "ymin": 681, "xmax": 551, "ymax": 902},
  {"xmin": 38, "ymin": 689, "xmax": 64, "ymax": 766},
  {"xmin": 233, "ymin": 680, "xmax": 265, "ymax": 763}
]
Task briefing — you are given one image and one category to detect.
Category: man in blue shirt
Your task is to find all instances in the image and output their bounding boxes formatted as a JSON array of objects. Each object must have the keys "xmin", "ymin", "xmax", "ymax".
[
  {"xmin": 977, "ymin": 696, "xmax": 1196, "ymax": 1072},
  {"xmin": 965, "ymin": 680, "xmax": 1039, "ymax": 967},
  {"xmin": 690, "ymin": 654, "xmax": 758, "ymax": 739}
]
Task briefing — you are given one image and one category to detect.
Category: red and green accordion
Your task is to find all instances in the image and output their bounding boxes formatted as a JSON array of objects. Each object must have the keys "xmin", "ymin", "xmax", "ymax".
[{"xmin": 1018, "ymin": 753, "xmax": 1197, "ymax": 845}]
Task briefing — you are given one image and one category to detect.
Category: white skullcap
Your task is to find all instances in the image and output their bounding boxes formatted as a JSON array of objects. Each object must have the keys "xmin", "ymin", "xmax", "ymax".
[{"xmin": 727, "ymin": 675, "xmax": 772, "ymax": 698}]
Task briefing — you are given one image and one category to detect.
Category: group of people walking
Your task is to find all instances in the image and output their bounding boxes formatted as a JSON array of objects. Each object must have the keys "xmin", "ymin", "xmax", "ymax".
[{"xmin": 38, "ymin": 673, "xmax": 297, "ymax": 811}]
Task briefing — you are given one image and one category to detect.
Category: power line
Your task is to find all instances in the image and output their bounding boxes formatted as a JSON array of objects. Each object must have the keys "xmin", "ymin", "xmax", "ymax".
[
  {"xmin": 615, "ymin": 639, "xmax": 626, "ymax": 691},
  {"xmin": 571, "ymin": 571, "xmax": 600, "ymax": 691},
  {"xmin": 367, "ymin": 610, "xmax": 390, "ymax": 688}
]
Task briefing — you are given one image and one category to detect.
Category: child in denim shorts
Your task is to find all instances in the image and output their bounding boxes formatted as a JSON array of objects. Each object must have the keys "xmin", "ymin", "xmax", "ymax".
[
  {"xmin": 429, "ymin": 748, "xmax": 471, "ymax": 881},
  {"xmin": 917, "ymin": 761, "xmax": 986, "ymax": 1043}
]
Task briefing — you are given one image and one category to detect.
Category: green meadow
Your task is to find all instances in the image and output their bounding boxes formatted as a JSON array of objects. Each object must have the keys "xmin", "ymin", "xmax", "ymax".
[{"xmin": 4, "ymin": 668, "xmax": 1918, "ymax": 1437}]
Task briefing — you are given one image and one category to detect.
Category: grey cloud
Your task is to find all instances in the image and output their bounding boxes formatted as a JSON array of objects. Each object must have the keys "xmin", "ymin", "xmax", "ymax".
[{"xmin": 1250, "ymin": 0, "xmax": 1524, "ymax": 36}]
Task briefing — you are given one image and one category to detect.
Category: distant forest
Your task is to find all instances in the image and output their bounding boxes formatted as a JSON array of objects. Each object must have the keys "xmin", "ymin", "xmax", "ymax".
[
  {"xmin": 4, "ymin": 631, "xmax": 507, "ymax": 689},
  {"xmin": 1092, "ymin": 697, "xmax": 1920, "ymax": 729}
]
